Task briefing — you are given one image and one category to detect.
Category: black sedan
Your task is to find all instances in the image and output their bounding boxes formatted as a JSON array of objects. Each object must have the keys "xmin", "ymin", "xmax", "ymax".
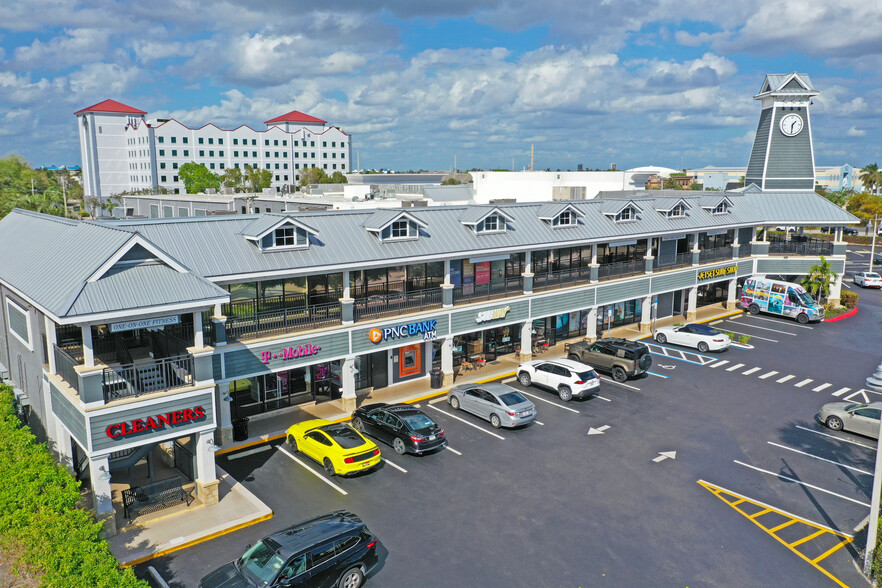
[{"xmin": 351, "ymin": 403, "xmax": 447, "ymax": 455}]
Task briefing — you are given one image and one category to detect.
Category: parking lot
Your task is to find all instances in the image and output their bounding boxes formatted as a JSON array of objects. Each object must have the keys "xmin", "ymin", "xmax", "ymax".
[{"xmin": 140, "ymin": 249, "xmax": 882, "ymax": 587}]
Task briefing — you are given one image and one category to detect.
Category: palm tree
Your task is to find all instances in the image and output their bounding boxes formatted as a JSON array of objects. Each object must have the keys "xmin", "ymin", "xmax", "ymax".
[
  {"xmin": 860, "ymin": 163, "xmax": 880, "ymax": 195},
  {"xmin": 801, "ymin": 256, "xmax": 838, "ymax": 304}
]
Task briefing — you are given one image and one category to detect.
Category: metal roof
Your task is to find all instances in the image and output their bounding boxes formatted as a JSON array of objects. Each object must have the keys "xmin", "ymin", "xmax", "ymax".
[
  {"xmin": 422, "ymin": 185, "xmax": 474, "ymax": 202},
  {"xmin": 240, "ymin": 214, "xmax": 318, "ymax": 239}
]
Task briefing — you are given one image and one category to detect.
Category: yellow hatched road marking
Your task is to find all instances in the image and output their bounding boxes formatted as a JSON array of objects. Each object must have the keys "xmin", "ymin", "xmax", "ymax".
[{"xmin": 698, "ymin": 480, "xmax": 853, "ymax": 588}]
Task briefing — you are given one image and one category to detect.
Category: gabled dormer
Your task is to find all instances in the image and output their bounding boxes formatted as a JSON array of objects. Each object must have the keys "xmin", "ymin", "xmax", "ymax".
[
  {"xmin": 363, "ymin": 210, "xmax": 427, "ymax": 242},
  {"xmin": 459, "ymin": 206, "xmax": 514, "ymax": 235},
  {"xmin": 699, "ymin": 196, "xmax": 734, "ymax": 215},
  {"xmin": 654, "ymin": 198, "xmax": 691, "ymax": 219},
  {"xmin": 241, "ymin": 214, "xmax": 319, "ymax": 251},
  {"xmin": 537, "ymin": 203, "xmax": 585, "ymax": 228},
  {"xmin": 601, "ymin": 200, "xmax": 641, "ymax": 223}
]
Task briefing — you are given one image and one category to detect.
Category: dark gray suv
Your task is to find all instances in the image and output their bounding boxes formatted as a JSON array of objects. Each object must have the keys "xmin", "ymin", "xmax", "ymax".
[{"xmin": 564, "ymin": 338, "xmax": 652, "ymax": 382}]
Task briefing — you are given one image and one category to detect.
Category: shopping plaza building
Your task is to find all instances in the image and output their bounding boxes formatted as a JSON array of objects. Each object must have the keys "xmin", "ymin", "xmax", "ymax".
[{"xmin": 0, "ymin": 73, "xmax": 861, "ymax": 534}]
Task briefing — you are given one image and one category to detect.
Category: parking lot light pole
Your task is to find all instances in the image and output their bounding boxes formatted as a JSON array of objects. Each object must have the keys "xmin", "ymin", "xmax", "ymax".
[
  {"xmin": 870, "ymin": 216, "xmax": 878, "ymax": 273},
  {"xmin": 864, "ymin": 363, "xmax": 882, "ymax": 574}
]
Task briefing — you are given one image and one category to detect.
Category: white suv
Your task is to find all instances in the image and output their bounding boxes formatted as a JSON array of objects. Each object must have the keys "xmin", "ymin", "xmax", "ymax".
[
  {"xmin": 517, "ymin": 358, "xmax": 600, "ymax": 401},
  {"xmin": 854, "ymin": 271, "xmax": 882, "ymax": 288}
]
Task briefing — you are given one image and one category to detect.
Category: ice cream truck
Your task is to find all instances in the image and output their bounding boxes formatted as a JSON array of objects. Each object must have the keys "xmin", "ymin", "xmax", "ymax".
[{"xmin": 740, "ymin": 278, "xmax": 824, "ymax": 324}]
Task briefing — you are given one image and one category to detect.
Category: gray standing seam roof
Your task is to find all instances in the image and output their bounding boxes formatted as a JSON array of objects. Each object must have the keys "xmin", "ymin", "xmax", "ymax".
[
  {"xmin": 423, "ymin": 185, "xmax": 474, "ymax": 202},
  {"xmin": 241, "ymin": 214, "xmax": 318, "ymax": 239}
]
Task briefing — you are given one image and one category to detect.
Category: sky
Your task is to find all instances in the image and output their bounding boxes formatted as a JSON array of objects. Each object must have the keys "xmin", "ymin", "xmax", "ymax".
[{"xmin": 0, "ymin": 1, "xmax": 880, "ymax": 173}]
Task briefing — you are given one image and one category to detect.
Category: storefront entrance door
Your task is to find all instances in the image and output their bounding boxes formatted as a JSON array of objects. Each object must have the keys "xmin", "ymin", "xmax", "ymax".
[{"xmin": 398, "ymin": 344, "xmax": 422, "ymax": 378}]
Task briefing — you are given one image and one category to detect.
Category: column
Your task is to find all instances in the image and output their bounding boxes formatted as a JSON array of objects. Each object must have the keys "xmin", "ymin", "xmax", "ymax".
[
  {"xmin": 686, "ymin": 286, "xmax": 698, "ymax": 321},
  {"xmin": 45, "ymin": 316, "xmax": 57, "ymax": 374},
  {"xmin": 444, "ymin": 259, "xmax": 452, "ymax": 284},
  {"xmin": 193, "ymin": 311, "xmax": 204, "ymax": 349},
  {"xmin": 585, "ymin": 307, "xmax": 597, "ymax": 341},
  {"xmin": 691, "ymin": 233, "xmax": 701, "ymax": 266},
  {"xmin": 340, "ymin": 270, "xmax": 354, "ymax": 324},
  {"xmin": 90, "ymin": 455, "xmax": 117, "ymax": 536},
  {"xmin": 82, "ymin": 324, "xmax": 94, "ymax": 367},
  {"xmin": 343, "ymin": 270, "xmax": 351, "ymax": 299},
  {"xmin": 726, "ymin": 278, "xmax": 739, "ymax": 311},
  {"xmin": 731, "ymin": 229, "xmax": 740, "ymax": 259},
  {"xmin": 639, "ymin": 295, "xmax": 652, "ymax": 333},
  {"xmin": 441, "ymin": 337, "xmax": 454, "ymax": 386},
  {"xmin": 520, "ymin": 321, "xmax": 532, "ymax": 363},
  {"xmin": 522, "ymin": 250, "xmax": 533, "ymax": 295},
  {"xmin": 827, "ymin": 271, "xmax": 842, "ymax": 308},
  {"xmin": 195, "ymin": 430, "xmax": 220, "ymax": 506},
  {"xmin": 340, "ymin": 355, "xmax": 357, "ymax": 412},
  {"xmin": 217, "ymin": 381, "xmax": 233, "ymax": 446},
  {"xmin": 835, "ymin": 227, "xmax": 843, "ymax": 242}
]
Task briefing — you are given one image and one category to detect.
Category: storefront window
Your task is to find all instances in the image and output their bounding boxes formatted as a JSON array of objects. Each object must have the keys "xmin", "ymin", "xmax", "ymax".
[
  {"xmin": 462, "ymin": 260, "xmax": 475, "ymax": 284},
  {"xmin": 532, "ymin": 250, "xmax": 548, "ymax": 274},
  {"xmin": 228, "ymin": 282, "xmax": 257, "ymax": 301},
  {"xmin": 505, "ymin": 253, "xmax": 524, "ymax": 277}
]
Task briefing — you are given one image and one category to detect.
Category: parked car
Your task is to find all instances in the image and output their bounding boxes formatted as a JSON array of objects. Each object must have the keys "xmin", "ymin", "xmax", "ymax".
[
  {"xmin": 286, "ymin": 419, "xmax": 381, "ymax": 476},
  {"xmin": 564, "ymin": 338, "xmax": 653, "ymax": 382},
  {"xmin": 447, "ymin": 382, "xmax": 536, "ymax": 428},
  {"xmin": 653, "ymin": 323, "xmax": 731, "ymax": 352},
  {"xmin": 843, "ymin": 227, "xmax": 860, "ymax": 236},
  {"xmin": 775, "ymin": 226, "xmax": 796, "ymax": 232},
  {"xmin": 853, "ymin": 271, "xmax": 882, "ymax": 288},
  {"xmin": 351, "ymin": 403, "xmax": 447, "ymax": 455},
  {"xmin": 817, "ymin": 402, "xmax": 882, "ymax": 439},
  {"xmin": 517, "ymin": 358, "xmax": 600, "ymax": 401},
  {"xmin": 198, "ymin": 510, "xmax": 380, "ymax": 588}
]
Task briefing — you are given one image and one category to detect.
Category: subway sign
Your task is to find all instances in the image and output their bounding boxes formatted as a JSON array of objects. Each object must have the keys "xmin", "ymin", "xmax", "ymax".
[
  {"xmin": 697, "ymin": 265, "xmax": 737, "ymax": 280},
  {"xmin": 369, "ymin": 319, "xmax": 437, "ymax": 343}
]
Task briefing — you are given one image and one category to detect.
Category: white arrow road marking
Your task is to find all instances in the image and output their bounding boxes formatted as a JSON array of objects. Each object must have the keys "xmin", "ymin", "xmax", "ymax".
[
  {"xmin": 794, "ymin": 378, "xmax": 814, "ymax": 388},
  {"xmin": 733, "ymin": 460, "xmax": 870, "ymax": 507},
  {"xmin": 278, "ymin": 447, "xmax": 348, "ymax": 495},
  {"xmin": 587, "ymin": 425, "xmax": 611, "ymax": 436},
  {"xmin": 381, "ymin": 458, "xmax": 407, "ymax": 473},
  {"xmin": 777, "ymin": 375, "xmax": 795, "ymax": 383},
  {"xmin": 653, "ymin": 451, "xmax": 677, "ymax": 462},
  {"xmin": 758, "ymin": 371, "xmax": 779, "ymax": 380},
  {"xmin": 844, "ymin": 389, "xmax": 870, "ymax": 403},
  {"xmin": 831, "ymin": 387, "xmax": 851, "ymax": 397},
  {"xmin": 726, "ymin": 363, "xmax": 745, "ymax": 372}
]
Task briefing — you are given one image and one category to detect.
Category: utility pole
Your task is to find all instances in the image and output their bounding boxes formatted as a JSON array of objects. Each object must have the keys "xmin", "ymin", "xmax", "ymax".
[
  {"xmin": 454, "ymin": 154, "xmax": 457, "ymax": 174},
  {"xmin": 357, "ymin": 151, "xmax": 360, "ymax": 172},
  {"xmin": 530, "ymin": 144, "xmax": 534, "ymax": 172},
  {"xmin": 871, "ymin": 215, "xmax": 879, "ymax": 272},
  {"xmin": 61, "ymin": 175, "xmax": 68, "ymax": 219}
]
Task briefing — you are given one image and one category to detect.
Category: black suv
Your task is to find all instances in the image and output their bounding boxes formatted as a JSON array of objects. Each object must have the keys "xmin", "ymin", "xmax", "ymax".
[
  {"xmin": 564, "ymin": 338, "xmax": 652, "ymax": 382},
  {"xmin": 198, "ymin": 511, "xmax": 379, "ymax": 588}
]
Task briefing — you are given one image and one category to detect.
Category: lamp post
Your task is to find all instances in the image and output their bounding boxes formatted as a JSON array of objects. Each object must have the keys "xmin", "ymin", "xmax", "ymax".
[
  {"xmin": 864, "ymin": 362, "xmax": 882, "ymax": 574},
  {"xmin": 870, "ymin": 215, "xmax": 879, "ymax": 273}
]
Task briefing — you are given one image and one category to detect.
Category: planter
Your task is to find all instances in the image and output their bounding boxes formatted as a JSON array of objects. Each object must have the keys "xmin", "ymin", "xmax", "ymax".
[{"xmin": 824, "ymin": 307, "xmax": 858, "ymax": 322}]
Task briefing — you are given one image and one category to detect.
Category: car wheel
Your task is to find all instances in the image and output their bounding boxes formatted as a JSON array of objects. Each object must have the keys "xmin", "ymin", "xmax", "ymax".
[
  {"xmin": 655, "ymin": 333, "xmax": 667, "ymax": 344},
  {"xmin": 826, "ymin": 416, "xmax": 844, "ymax": 431},
  {"xmin": 518, "ymin": 372, "xmax": 532, "ymax": 386},
  {"xmin": 448, "ymin": 395, "xmax": 460, "ymax": 410},
  {"xmin": 697, "ymin": 341, "xmax": 709, "ymax": 353},
  {"xmin": 338, "ymin": 567, "xmax": 364, "ymax": 588},
  {"xmin": 796, "ymin": 313, "xmax": 809, "ymax": 324},
  {"xmin": 351, "ymin": 417, "xmax": 365, "ymax": 432},
  {"xmin": 611, "ymin": 366, "xmax": 627, "ymax": 383},
  {"xmin": 490, "ymin": 413, "xmax": 502, "ymax": 428},
  {"xmin": 748, "ymin": 304, "xmax": 760, "ymax": 315},
  {"xmin": 323, "ymin": 458, "xmax": 336, "ymax": 476},
  {"xmin": 558, "ymin": 386, "xmax": 572, "ymax": 402},
  {"xmin": 393, "ymin": 437, "xmax": 406, "ymax": 455},
  {"xmin": 568, "ymin": 354, "xmax": 581, "ymax": 363},
  {"xmin": 287, "ymin": 435, "xmax": 298, "ymax": 452}
]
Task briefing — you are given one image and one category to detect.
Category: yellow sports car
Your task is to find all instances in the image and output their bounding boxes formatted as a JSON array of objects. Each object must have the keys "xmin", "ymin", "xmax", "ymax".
[{"xmin": 286, "ymin": 419, "xmax": 381, "ymax": 476}]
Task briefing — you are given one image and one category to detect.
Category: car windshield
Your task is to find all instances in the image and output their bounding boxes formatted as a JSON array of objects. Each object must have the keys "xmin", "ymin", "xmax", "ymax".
[
  {"xmin": 498, "ymin": 391, "xmax": 528, "ymax": 406},
  {"xmin": 796, "ymin": 291, "xmax": 816, "ymax": 306},
  {"xmin": 323, "ymin": 425, "xmax": 366, "ymax": 449},
  {"xmin": 846, "ymin": 403, "xmax": 866, "ymax": 411},
  {"xmin": 401, "ymin": 413, "xmax": 435, "ymax": 431},
  {"xmin": 237, "ymin": 540, "xmax": 286, "ymax": 586},
  {"xmin": 577, "ymin": 370, "xmax": 597, "ymax": 380},
  {"xmin": 689, "ymin": 324, "xmax": 719, "ymax": 335}
]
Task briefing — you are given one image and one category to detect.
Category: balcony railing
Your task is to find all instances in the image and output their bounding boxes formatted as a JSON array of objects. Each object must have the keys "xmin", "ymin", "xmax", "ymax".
[
  {"xmin": 738, "ymin": 243, "xmax": 752, "ymax": 257},
  {"xmin": 768, "ymin": 238, "xmax": 833, "ymax": 256},
  {"xmin": 224, "ymin": 289, "xmax": 341, "ymax": 318},
  {"xmin": 353, "ymin": 288, "xmax": 443, "ymax": 321},
  {"xmin": 53, "ymin": 345, "xmax": 80, "ymax": 393},
  {"xmin": 655, "ymin": 251, "xmax": 692, "ymax": 270},
  {"xmin": 351, "ymin": 278, "xmax": 443, "ymax": 299},
  {"xmin": 597, "ymin": 259, "xmax": 644, "ymax": 282},
  {"xmin": 102, "ymin": 354, "xmax": 194, "ymax": 402},
  {"xmin": 453, "ymin": 277, "xmax": 523, "ymax": 304},
  {"xmin": 699, "ymin": 246, "xmax": 734, "ymax": 264},
  {"xmin": 225, "ymin": 302, "xmax": 341, "ymax": 342},
  {"xmin": 532, "ymin": 266, "xmax": 592, "ymax": 292}
]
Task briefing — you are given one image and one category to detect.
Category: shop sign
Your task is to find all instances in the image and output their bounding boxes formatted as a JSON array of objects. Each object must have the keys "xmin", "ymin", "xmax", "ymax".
[
  {"xmin": 369, "ymin": 319, "xmax": 437, "ymax": 344},
  {"xmin": 475, "ymin": 305, "xmax": 511, "ymax": 324},
  {"xmin": 476, "ymin": 261, "xmax": 491, "ymax": 285},
  {"xmin": 261, "ymin": 343, "xmax": 321, "ymax": 364},
  {"xmin": 698, "ymin": 265, "xmax": 737, "ymax": 280},
  {"xmin": 106, "ymin": 406, "xmax": 206, "ymax": 439},
  {"xmin": 110, "ymin": 315, "xmax": 179, "ymax": 333},
  {"xmin": 661, "ymin": 234, "xmax": 686, "ymax": 241}
]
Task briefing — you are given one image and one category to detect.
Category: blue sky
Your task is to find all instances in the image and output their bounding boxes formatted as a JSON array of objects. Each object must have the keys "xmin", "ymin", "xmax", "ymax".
[{"xmin": 0, "ymin": 0, "xmax": 879, "ymax": 172}]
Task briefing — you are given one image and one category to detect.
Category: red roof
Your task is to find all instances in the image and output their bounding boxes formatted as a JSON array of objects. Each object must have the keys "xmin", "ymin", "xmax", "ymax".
[
  {"xmin": 264, "ymin": 110, "xmax": 327, "ymax": 125},
  {"xmin": 74, "ymin": 99, "xmax": 147, "ymax": 115}
]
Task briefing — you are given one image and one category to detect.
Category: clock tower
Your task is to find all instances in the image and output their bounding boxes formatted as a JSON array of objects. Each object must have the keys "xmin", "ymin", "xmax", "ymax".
[{"xmin": 745, "ymin": 73, "xmax": 818, "ymax": 191}]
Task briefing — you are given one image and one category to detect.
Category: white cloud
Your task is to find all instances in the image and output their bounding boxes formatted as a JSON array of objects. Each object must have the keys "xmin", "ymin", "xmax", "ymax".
[
  {"xmin": 12, "ymin": 28, "xmax": 111, "ymax": 70},
  {"xmin": 847, "ymin": 126, "xmax": 866, "ymax": 136}
]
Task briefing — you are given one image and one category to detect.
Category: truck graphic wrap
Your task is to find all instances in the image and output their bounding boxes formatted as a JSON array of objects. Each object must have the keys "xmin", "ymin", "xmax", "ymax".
[{"xmin": 741, "ymin": 278, "xmax": 824, "ymax": 323}]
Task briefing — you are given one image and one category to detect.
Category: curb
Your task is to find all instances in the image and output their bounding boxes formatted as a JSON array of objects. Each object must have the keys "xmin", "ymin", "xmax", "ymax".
[{"xmin": 824, "ymin": 307, "xmax": 858, "ymax": 322}]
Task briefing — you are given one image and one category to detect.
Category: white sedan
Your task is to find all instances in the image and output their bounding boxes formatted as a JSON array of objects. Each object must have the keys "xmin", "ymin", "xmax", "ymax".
[
  {"xmin": 653, "ymin": 323, "xmax": 731, "ymax": 352},
  {"xmin": 853, "ymin": 271, "xmax": 882, "ymax": 288}
]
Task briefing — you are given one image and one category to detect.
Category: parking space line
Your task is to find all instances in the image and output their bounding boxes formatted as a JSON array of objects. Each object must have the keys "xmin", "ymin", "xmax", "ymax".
[
  {"xmin": 226, "ymin": 445, "xmax": 273, "ymax": 460},
  {"xmin": 831, "ymin": 387, "xmax": 851, "ymax": 397},
  {"xmin": 721, "ymin": 328, "xmax": 779, "ymax": 342},
  {"xmin": 795, "ymin": 425, "xmax": 877, "ymax": 450},
  {"xmin": 517, "ymin": 390, "xmax": 580, "ymax": 413},
  {"xmin": 742, "ymin": 367, "xmax": 761, "ymax": 375},
  {"xmin": 426, "ymin": 405, "xmax": 506, "ymax": 440},
  {"xmin": 777, "ymin": 375, "xmax": 795, "ymax": 383},
  {"xmin": 428, "ymin": 396, "xmax": 448, "ymax": 405},
  {"xmin": 812, "ymin": 541, "xmax": 849, "ymax": 564},
  {"xmin": 709, "ymin": 360, "xmax": 729, "ymax": 368},
  {"xmin": 790, "ymin": 529, "xmax": 826, "ymax": 547},
  {"xmin": 812, "ymin": 383, "xmax": 832, "ymax": 393},
  {"xmin": 277, "ymin": 447, "xmax": 348, "ymax": 495},
  {"xmin": 794, "ymin": 378, "xmax": 813, "ymax": 388},
  {"xmin": 724, "ymin": 321, "xmax": 798, "ymax": 335},
  {"xmin": 768, "ymin": 519, "xmax": 797, "ymax": 533},
  {"xmin": 741, "ymin": 315, "xmax": 813, "ymax": 329},
  {"xmin": 726, "ymin": 363, "xmax": 745, "ymax": 372},
  {"xmin": 502, "ymin": 378, "xmax": 516, "ymax": 384},
  {"xmin": 733, "ymin": 460, "xmax": 871, "ymax": 507},
  {"xmin": 646, "ymin": 371, "xmax": 669, "ymax": 378},
  {"xmin": 536, "ymin": 421, "xmax": 545, "ymax": 425},
  {"xmin": 749, "ymin": 508, "xmax": 772, "ymax": 519},
  {"xmin": 381, "ymin": 457, "xmax": 407, "ymax": 474},
  {"xmin": 599, "ymin": 376, "xmax": 641, "ymax": 391},
  {"xmin": 758, "ymin": 370, "xmax": 779, "ymax": 380},
  {"xmin": 767, "ymin": 441, "xmax": 873, "ymax": 476},
  {"xmin": 445, "ymin": 446, "xmax": 462, "ymax": 456},
  {"xmin": 595, "ymin": 395, "xmax": 612, "ymax": 402}
]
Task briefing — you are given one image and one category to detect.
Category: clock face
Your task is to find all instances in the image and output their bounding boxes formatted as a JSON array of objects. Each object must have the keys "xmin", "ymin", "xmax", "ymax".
[{"xmin": 779, "ymin": 113, "xmax": 804, "ymax": 137}]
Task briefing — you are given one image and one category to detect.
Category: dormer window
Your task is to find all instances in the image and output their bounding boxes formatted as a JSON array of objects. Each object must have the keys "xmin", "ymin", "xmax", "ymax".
[
  {"xmin": 616, "ymin": 206, "xmax": 636, "ymax": 222},
  {"xmin": 667, "ymin": 204, "xmax": 685, "ymax": 218},
  {"xmin": 557, "ymin": 210, "xmax": 575, "ymax": 226},
  {"xmin": 479, "ymin": 214, "xmax": 503, "ymax": 233},
  {"xmin": 712, "ymin": 202, "xmax": 729, "ymax": 214},
  {"xmin": 273, "ymin": 226, "xmax": 308, "ymax": 248},
  {"xmin": 391, "ymin": 219, "xmax": 413, "ymax": 239}
]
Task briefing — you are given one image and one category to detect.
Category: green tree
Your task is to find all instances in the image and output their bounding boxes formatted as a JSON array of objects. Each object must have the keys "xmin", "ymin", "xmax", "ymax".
[
  {"xmin": 244, "ymin": 165, "xmax": 272, "ymax": 192},
  {"xmin": 221, "ymin": 167, "xmax": 244, "ymax": 192},
  {"xmin": 299, "ymin": 167, "xmax": 327, "ymax": 187},
  {"xmin": 817, "ymin": 188, "xmax": 851, "ymax": 207},
  {"xmin": 441, "ymin": 177, "xmax": 461, "ymax": 185},
  {"xmin": 327, "ymin": 171, "xmax": 348, "ymax": 184},
  {"xmin": 860, "ymin": 163, "xmax": 880, "ymax": 195},
  {"xmin": 179, "ymin": 162, "xmax": 221, "ymax": 194},
  {"xmin": 801, "ymin": 256, "xmax": 838, "ymax": 304}
]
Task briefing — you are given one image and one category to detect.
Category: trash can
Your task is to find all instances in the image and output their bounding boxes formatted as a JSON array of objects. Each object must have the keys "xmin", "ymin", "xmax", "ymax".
[
  {"xmin": 430, "ymin": 368, "xmax": 443, "ymax": 389},
  {"xmin": 232, "ymin": 417, "xmax": 250, "ymax": 442}
]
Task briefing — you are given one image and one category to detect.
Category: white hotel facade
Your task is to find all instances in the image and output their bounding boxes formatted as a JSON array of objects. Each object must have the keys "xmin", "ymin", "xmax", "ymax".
[{"xmin": 76, "ymin": 99, "xmax": 352, "ymax": 199}]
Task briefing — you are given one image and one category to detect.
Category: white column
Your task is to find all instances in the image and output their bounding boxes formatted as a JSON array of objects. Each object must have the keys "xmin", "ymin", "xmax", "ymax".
[
  {"xmin": 82, "ymin": 324, "xmax": 94, "ymax": 367},
  {"xmin": 524, "ymin": 251, "xmax": 532, "ymax": 274},
  {"xmin": 828, "ymin": 270, "xmax": 842, "ymax": 305},
  {"xmin": 193, "ymin": 311, "xmax": 204, "ymax": 349},
  {"xmin": 45, "ymin": 316, "xmax": 57, "ymax": 374},
  {"xmin": 686, "ymin": 286, "xmax": 698, "ymax": 321},
  {"xmin": 90, "ymin": 455, "xmax": 114, "ymax": 533},
  {"xmin": 441, "ymin": 337, "xmax": 454, "ymax": 386},
  {"xmin": 195, "ymin": 431, "xmax": 217, "ymax": 485},
  {"xmin": 585, "ymin": 307, "xmax": 597, "ymax": 341},
  {"xmin": 341, "ymin": 355, "xmax": 357, "ymax": 412},
  {"xmin": 640, "ymin": 295, "xmax": 652, "ymax": 332},
  {"xmin": 217, "ymin": 382, "xmax": 233, "ymax": 446},
  {"xmin": 214, "ymin": 302, "xmax": 223, "ymax": 317},
  {"xmin": 692, "ymin": 232, "xmax": 701, "ymax": 251},
  {"xmin": 591, "ymin": 244, "xmax": 598, "ymax": 265},
  {"xmin": 343, "ymin": 270, "xmax": 351, "ymax": 298},
  {"xmin": 520, "ymin": 321, "xmax": 533, "ymax": 362},
  {"xmin": 727, "ymin": 278, "xmax": 738, "ymax": 310},
  {"xmin": 762, "ymin": 227, "xmax": 768, "ymax": 242},
  {"xmin": 443, "ymin": 259, "xmax": 451, "ymax": 285},
  {"xmin": 835, "ymin": 227, "xmax": 843, "ymax": 242},
  {"xmin": 732, "ymin": 230, "xmax": 740, "ymax": 246}
]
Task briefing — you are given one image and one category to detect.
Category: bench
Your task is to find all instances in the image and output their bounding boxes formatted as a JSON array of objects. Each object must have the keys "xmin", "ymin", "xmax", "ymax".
[{"xmin": 122, "ymin": 475, "xmax": 191, "ymax": 520}]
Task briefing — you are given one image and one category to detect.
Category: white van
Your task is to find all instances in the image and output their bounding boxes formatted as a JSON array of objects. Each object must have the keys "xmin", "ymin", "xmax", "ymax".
[{"xmin": 740, "ymin": 277, "xmax": 824, "ymax": 323}]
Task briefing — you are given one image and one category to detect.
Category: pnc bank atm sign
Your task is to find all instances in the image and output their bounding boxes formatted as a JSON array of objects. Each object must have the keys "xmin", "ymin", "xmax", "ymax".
[{"xmin": 369, "ymin": 319, "xmax": 437, "ymax": 344}]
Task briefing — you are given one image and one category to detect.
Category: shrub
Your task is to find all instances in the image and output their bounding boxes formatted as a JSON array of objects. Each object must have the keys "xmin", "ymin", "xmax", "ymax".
[
  {"xmin": 738, "ymin": 334, "xmax": 751, "ymax": 345},
  {"xmin": 840, "ymin": 289, "xmax": 859, "ymax": 309},
  {"xmin": 0, "ymin": 385, "xmax": 147, "ymax": 588}
]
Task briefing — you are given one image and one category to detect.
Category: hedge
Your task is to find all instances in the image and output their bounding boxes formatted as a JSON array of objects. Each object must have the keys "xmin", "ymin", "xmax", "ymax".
[{"xmin": 0, "ymin": 385, "xmax": 148, "ymax": 587}]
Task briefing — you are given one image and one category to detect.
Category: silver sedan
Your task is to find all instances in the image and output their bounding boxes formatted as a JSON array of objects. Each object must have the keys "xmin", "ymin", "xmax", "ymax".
[
  {"xmin": 447, "ymin": 382, "xmax": 536, "ymax": 428},
  {"xmin": 817, "ymin": 401, "xmax": 882, "ymax": 439}
]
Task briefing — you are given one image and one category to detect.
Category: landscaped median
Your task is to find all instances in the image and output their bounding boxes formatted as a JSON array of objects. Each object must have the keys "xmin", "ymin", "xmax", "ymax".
[{"xmin": 0, "ymin": 384, "xmax": 147, "ymax": 587}]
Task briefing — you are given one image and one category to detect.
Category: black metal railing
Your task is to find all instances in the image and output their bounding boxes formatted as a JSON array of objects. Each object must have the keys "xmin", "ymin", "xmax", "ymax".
[
  {"xmin": 597, "ymin": 259, "xmax": 644, "ymax": 282},
  {"xmin": 738, "ymin": 243, "xmax": 752, "ymax": 257},
  {"xmin": 223, "ymin": 289, "xmax": 341, "ymax": 318},
  {"xmin": 768, "ymin": 238, "xmax": 833, "ymax": 256},
  {"xmin": 453, "ymin": 277, "xmax": 523, "ymax": 304},
  {"xmin": 532, "ymin": 266, "xmax": 592, "ymax": 292},
  {"xmin": 353, "ymin": 288, "xmax": 443, "ymax": 321},
  {"xmin": 102, "ymin": 354, "xmax": 194, "ymax": 402},
  {"xmin": 655, "ymin": 251, "xmax": 692, "ymax": 269},
  {"xmin": 225, "ymin": 302, "xmax": 341, "ymax": 342},
  {"xmin": 699, "ymin": 245, "xmax": 734, "ymax": 264},
  {"xmin": 351, "ymin": 277, "xmax": 444, "ymax": 299},
  {"xmin": 53, "ymin": 345, "xmax": 80, "ymax": 393}
]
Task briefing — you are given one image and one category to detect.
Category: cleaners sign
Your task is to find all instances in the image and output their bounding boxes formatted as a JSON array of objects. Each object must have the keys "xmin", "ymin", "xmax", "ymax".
[
  {"xmin": 369, "ymin": 319, "xmax": 437, "ymax": 344},
  {"xmin": 106, "ymin": 406, "xmax": 206, "ymax": 439},
  {"xmin": 261, "ymin": 343, "xmax": 321, "ymax": 364}
]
